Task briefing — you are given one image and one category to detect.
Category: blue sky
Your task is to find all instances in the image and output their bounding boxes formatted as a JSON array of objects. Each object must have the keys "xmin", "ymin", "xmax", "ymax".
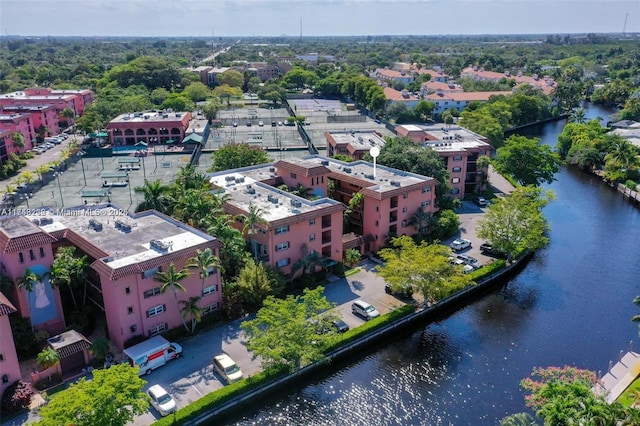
[{"xmin": 1, "ymin": 0, "xmax": 639, "ymax": 37}]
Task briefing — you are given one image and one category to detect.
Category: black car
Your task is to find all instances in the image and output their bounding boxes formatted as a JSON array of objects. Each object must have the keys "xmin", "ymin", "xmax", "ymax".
[
  {"xmin": 246, "ymin": 121, "xmax": 252, "ymax": 127},
  {"xmin": 271, "ymin": 121, "xmax": 277, "ymax": 127},
  {"xmin": 480, "ymin": 243, "xmax": 507, "ymax": 258},
  {"xmin": 332, "ymin": 319, "xmax": 349, "ymax": 333}
]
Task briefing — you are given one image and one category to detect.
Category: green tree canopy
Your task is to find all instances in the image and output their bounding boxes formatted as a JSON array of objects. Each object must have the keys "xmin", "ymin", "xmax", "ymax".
[
  {"xmin": 161, "ymin": 93, "xmax": 194, "ymax": 112},
  {"xmin": 235, "ymin": 259, "xmax": 285, "ymax": 311},
  {"xmin": 492, "ymin": 135, "xmax": 562, "ymax": 187},
  {"xmin": 217, "ymin": 69, "xmax": 245, "ymax": 88},
  {"xmin": 209, "ymin": 143, "xmax": 270, "ymax": 172},
  {"xmin": 377, "ymin": 235, "xmax": 473, "ymax": 305},
  {"xmin": 35, "ymin": 363, "xmax": 148, "ymax": 426},
  {"xmin": 102, "ymin": 56, "xmax": 188, "ymax": 91},
  {"xmin": 241, "ymin": 286, "xmax": 337, "ymax": 371},
  {"xmin": 477, "ymin": 186, "xmax": 553, "ymax": 263},
  {"xmin": 182, "ymin": 81, "xmax": 211, "ymax": 102}
]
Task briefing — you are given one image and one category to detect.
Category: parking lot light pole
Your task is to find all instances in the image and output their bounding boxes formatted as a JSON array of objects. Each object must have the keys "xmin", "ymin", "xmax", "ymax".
[
  {"xmin": 79, "ymin": 151, "xmax": 87, "ymax": 186},
  {"xmin": 54, "ymin": 172, "xmax": 64, "ymax": 208}
]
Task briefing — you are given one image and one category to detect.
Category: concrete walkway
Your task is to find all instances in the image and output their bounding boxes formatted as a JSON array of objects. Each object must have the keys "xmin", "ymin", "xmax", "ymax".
[{"xmin": 487, "ymin": 164, "xmax": 515, "ymax": 196}]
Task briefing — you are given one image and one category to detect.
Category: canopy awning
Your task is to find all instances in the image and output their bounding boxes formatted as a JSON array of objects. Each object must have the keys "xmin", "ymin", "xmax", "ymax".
[
  {"xmin": 96, "ymin": 132, "xmax": 108, "ymax": 138},
  {"xmin": 100, "ymin": 172, "xmax": 128, "ymax": 179},
  {"xmin": 165, "ymin": 139, "xmax": 175, "ymax": 144},
  {"xmin": 134, "ymin": 141, "xmax": 148, "ymax": 146},
  {"xmin": 182, "ymin": 133, "xmax": 203, "ymax": 145},
  {"xmin": 81, "ymin": 190, "xmax": 110, "ymax": 198},
  {"xmin": 118, "ymin": 157, "xmax": 140, "ymax": 164}
]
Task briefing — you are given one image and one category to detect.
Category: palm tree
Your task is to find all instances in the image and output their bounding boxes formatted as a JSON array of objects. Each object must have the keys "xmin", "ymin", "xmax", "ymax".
[
  {"xmin": 409, "ymin": 206, "xmax": 432, "ymax": 236},
  {"xmin": 290, "ymin": 244, "xmax": 323, "ymax": 280},
  {"xmin": 17, "ymin": 268, "xmax": 37, "ymax": 323},
  {"xmin": 174, "ymin": 164, "xmax": 209, "ymax": 191},
  {"xmin": 569, "ymin": 107, "xmax": 587, "ymax": 124},
  {"xmin": 188, "ymin": 248, "xmax": 222, "ymax": 295},
  {"xmin": 154, "ymin": 263, "xmax": 191, "ymax": 331},
  {"xmin": 442, "ymin": 110, "xmax": 454, "ymax": 127},
  {"xmin": 343, "ymin": 248, "xmax": 361, "ymax": 267},
  {"xmin": 11, "ymin": 132, "xmax": 25, "ymax": 150},
  {"xmin": 179, "ymin": 296, "xmax": 203, "ymax": 333},
  {"xmin": 238, "ymin": 203, "xmax": 267, "ymax": 260},
  {"xmin": 291, "ymin": 184, "xmax": 312, "ymax": 199},
  {"xmin": 60, "ymin": 107, "xmax": 76, "ymax": 128},
  {"xmin": 134, "ymin": 179, "xmax": 174, "ymax": 214},
  {"xmin": 500, "ymin": 412, "xmax": 537, "ymax": 426},
  {"xmin": 37, "ymin": 347, "xmax": 60, "ymax": 381},
  {"xmin": 89, "ymin": 337, "xmax": 111, "ymax": 362}
]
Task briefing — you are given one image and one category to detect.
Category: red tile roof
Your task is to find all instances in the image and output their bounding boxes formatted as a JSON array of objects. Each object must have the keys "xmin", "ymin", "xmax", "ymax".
[
  {"xmin": 383, "ymin": 87, "xmax": 419, "ymax": 102},
  {"xmin": 425, "ymin": 91, "xmax": 512, "ymax": 102},
  {"xmin": 0, "ymin": 292, "xmax": 17, "ymax": 316}
]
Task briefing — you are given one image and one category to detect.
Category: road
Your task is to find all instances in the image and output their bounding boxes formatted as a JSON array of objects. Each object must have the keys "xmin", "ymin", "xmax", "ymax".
[{"xmin": 200, "ymin": 45, "xmax": 232, "ymax": 64}]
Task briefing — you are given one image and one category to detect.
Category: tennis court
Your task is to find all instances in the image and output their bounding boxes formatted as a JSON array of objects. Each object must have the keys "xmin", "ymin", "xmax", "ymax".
[{"xmin": 288, "ymin": 99, "xmax": 343, "ymax": 112}]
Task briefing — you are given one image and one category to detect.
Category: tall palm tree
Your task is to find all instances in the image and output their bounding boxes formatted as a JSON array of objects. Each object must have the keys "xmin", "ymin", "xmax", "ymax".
[
  {"xmin": 238, "ymin": 203, "xmax": 267, "ymax": 260},
  {"xmin": 154, "ymin": 263, "xmax": 191, "ymax": 331},
  {"xmin": 187, "ymin": 248, "xmax": 222, "ymax": 295},
  {"xmin": 89, "ymin": 337, "xmax": 111, "ymax": 362},
  {"xmin": 134, "ymin": 179, "xmax": 174, "ymax": 214},
  {"xmin": 37, "ymin": 347, "xmax": 60, "ymax": 381},
  {"xmin": 568, "ymin": 107, "xmax": 587, "ymax": 124},
  {"xmin": 409, "ymin": 206, "xmax": 432, "ymax": 236},
  {"xmin": 179, "ymin": 296, "xmax": 203, "ymax": 333},
  {"xmin": 11, "ymin": 132, "xmax": 25, "ymax": 150},
  {"xmin": 174, "ymin": 164, "xmax": 210, "ymax": 191},
  {"xmin": 17, "ymin": 268, "xmax": 37, "ymax": 323}
]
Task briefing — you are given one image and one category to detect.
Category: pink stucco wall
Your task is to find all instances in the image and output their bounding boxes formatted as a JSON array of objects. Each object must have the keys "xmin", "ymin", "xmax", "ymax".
[
  {"xmin": 0, "ymin": 114, "xmax": 35, "ymax": 154},
  {"xmin": 100, "ymin": 251, "xmax": 222, "ymax": 351},
  {"xmin": 0, "ymin": 313, "xmax": 21, "ymax": 395}
]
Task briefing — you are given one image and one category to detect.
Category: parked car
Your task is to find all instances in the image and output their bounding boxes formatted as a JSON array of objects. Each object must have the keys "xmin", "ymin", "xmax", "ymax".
[
  {"xmin": 213, "ymin": 354, "xmax": 243, "ymax": 384},
  {"xmin": 473, "ymin": 196, "xmax": 487, "ymax": 207},
  {"xmin": 456, "ymin": 254, "xmax": 479, "ymax": 267},
  {"xmin": 147, "ymin": 385, "xmax": 176, "ymax": 416},
  {"xmin": 385, "ymin": 283, "xmax": 414, "ymax": 298},
  {"xmin": 332, "ymin": 319, "xmax": 350, "ymax": 333},
  {"xmin": 480, "ymin": 243, "xmax": 507, "ymax": 258},
  {"xmin": 258, "ymin": 120, "xmax": 264, "ymax": 126},
  {"xmin": 246, "ymin": 121, "xmax": 252, "ymax": 127},
  {"xmin": 271, "ymin": 121, "xmax": 277, "ymax": 127},
  {"xmin": 232, "ymin": 122, "xmax": 238, "ymax": 127},
  {"xmin": 450, "ymin": 238, "xmax": 471, "ymax": 252},
  {"xmin": 352, "ymin": 300, "xmax": 380, "ymax": 320}
]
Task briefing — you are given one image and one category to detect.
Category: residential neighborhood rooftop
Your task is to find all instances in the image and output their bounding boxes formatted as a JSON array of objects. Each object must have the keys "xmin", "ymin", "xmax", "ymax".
[{"xmin": 109, "ymin": 110, "xmax": 190, "ymax": 123}]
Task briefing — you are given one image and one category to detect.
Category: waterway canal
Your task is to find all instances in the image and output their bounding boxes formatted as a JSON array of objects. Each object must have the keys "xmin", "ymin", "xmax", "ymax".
[{"xmin": 224, "ymin": 104, "xmax": 640, "ymax": 425}]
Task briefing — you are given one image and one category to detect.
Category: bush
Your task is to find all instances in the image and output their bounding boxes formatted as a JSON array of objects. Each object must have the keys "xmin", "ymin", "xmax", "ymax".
[
  {"xmin": 430, "ymin": 209, "xmax": 460, "ymax": 241},
  {"xmin": 469, "ymin": 260, "xmax": 506, "ymax": 281},
  {"xmin": 1, "ymin": 380, "xmax": 33, "ymax": 414},
  {"xmin": 10, "ymin": 315, "xmax": 41, "ymax": 359},
  {"xmin": 624, "ymin": 179, "xmax": 638, "ymax": 191}
]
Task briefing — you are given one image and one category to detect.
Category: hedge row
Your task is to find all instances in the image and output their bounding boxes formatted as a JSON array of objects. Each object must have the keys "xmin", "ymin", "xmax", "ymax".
[{"xmin": 468, "ymin": 259, "xmax": 506, "ymax": 281}]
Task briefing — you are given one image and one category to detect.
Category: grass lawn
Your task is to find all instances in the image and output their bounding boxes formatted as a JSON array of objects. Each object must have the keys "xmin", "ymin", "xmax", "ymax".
[{"xmin": 617, "ymin": 376, "xmax": 640, "ymax": 407}]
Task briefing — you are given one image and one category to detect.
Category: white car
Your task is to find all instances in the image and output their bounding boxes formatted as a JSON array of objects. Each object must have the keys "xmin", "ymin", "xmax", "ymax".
[
  {"xmin": 258, "ymin": 121, "xmax": 264, "ymax": 126},
  {"xmin": 147, "ymin": 384, "xmax": 176, "ymax": 416},
  {"xmin": 213, "ymin": 354, "xmax": 243, "ymax": 384},
  {"xmin": 450, "ymin": 238, "xmax": 471, "ymax": 252}
]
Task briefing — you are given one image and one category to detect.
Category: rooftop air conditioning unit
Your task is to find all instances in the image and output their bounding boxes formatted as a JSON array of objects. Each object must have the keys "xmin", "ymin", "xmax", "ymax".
[
  {"xmin": 150, "ymin": 239, "xmax": 170, "ymax": 252},
  {"xmin": 88, "ymin": 219, "xmax": 103, "ymax": 231},
  {"xmin": 343, "ymin": 167, "xmax": 352, "ymax": 173},
  {"xmin": 176, "ymin": 113, "xmax": 182, "ymax": 117},
  {"xmin": 390, "ymin": 180, "xmax": 401, "ymax": 187},
  {"xmin": 144, "ymin": 115, "xmax": 150, "ymax": 119},
  {"xmin": 320, "ymin": 160, "xmax": 329, "ymax": 166},
  {"xmin": 247, "ymin": 188, "xmax": 256, "ymax": 195},
  {"xmin": 102, "ymin": 256, "xmax": 114, "ymax": 263},
  {"xmin": 269, "ymin": 167, "xmax": 276, "ymax": 172}
]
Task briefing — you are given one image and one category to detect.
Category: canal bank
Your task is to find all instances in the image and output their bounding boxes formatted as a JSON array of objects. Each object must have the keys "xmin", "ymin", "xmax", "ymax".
[{"xmin": 167, "ymin": 252, "xmax": 534, "ymax": 426}]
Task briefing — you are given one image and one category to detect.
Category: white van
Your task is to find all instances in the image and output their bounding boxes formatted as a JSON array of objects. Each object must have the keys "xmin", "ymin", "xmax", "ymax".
[{"xmin": 351, "ymin": 300, "xmax": 380, "ymax": 320}]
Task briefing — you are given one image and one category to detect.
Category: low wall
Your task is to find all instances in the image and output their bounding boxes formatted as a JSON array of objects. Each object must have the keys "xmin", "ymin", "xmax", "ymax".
[{"xmin": 182, "ymin": 253, "xmax": 533, "ymax": 425}]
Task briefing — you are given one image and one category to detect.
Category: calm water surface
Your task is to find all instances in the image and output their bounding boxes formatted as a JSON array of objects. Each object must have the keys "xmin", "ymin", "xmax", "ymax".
[{"xmin": 224, "ymin": 105, "xmax": 640, "ymax": 426}]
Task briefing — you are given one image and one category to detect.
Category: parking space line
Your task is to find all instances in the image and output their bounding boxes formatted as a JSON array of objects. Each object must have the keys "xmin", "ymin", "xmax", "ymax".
[{"xmin": 191, "ymin": 384, "xmax": 203, "ymax": 396}]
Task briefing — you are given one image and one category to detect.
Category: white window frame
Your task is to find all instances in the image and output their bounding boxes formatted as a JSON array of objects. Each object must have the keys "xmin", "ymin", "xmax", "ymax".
[
  {"xmin": 142, "ymin": 266, "xmax": 160, "ymax": 279},
  {"xmin": 309, "ymin": 233, "xmax": 316, "ymax": 242},
  {"xmin": 275, "ymin": 242, "xmax": 290, "ymax": 252},
  {"xmin": 203, "ymin": 303, "xmax": 219, "ymax": 314},
  {"xmin": 203, "ymin": 284, "xmax": 218, "ymax": 296},
  {"xmin": 275, "ymin": 225, "xmax": 289, "ymax": 235},
  {"xmin": 453, "ymin": 155, "xmax": 462, "ymax": 161},
  {"xmin": 149, "ymin": 323, "xmax": 168, "ymax": 337},
  {"xmin": 143, "ymin": 287, "xmax": 161, "ymax": 299},
  {"xmin": 452, "ymin": 177, "xmax": 460, "ymax": 184},
  {"xmin": 147, "ymin": 305, "xmax": 165, "ymax": 318},
  {"xmin": 421, "ymin": 200, "xmax": 431, "ymax": 207},
  {"xmin": 452, "ymin": 166, "xmax": 462, "ymax": 173},
  {"xmin": 422, "ymin": 186, "xmax": 431, "ymax": 193},
  {"xmin": 276, "ymin": 258, "xmax": 290, "ymax": 267}
]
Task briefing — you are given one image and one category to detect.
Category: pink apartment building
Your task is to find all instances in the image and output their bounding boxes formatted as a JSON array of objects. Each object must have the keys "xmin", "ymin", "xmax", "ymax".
[
  {"xmin": 0, "ymin": 113, "xmax": 36, "ymax": 155},
  {"xmin": 1, "ymin": 105, "xmax": 59, "ymax": 140},
  {"xmin": 460, "ymin": 66, "xmax": 556, "ymax": 95},
  {"xmin": 106, "ymin": 111, "xmax": 192, "ymax": 146},
  {"xmin": 0, "ymin": 205, "xmax": 222, "ymax": 352},
  {"xmin": 0, "ymin": 293, "xmax": 20, "ymax": 396},
  {"xmin": 396, "ymin": 124, "xmax": 493, "ymax": 198},
  {"xmin": 209, "ymin": 156, "xmax": 438, "ymax": 268},
  {"xmin": 22, "ymin": 88, "xmax": 93, "ymax": 115},
  {"xmin": 325, "ymin": 131, "xmax": 387, "ymax": 160}
]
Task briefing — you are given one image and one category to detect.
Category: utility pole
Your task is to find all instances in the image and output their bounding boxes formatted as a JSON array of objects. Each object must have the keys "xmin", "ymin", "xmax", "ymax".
[{"xmin": 623, "ymin": 12, "xmax": 629, "ymax": 37}]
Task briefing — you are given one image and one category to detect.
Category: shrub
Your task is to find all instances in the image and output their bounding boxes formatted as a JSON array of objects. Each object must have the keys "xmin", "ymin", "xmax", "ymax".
[
  {"xmin": 34, "ymin": 373, "xmax": 63, "ymax": 391},
  {"xmin": 469, "ymin": 260, "xmax": 506, "ymax": 281},
  {"xmin": 624, "ymin": 179, "xmax": 638, "ymax": 191},
  {"xmin": 430, "ymin": 209, "xmax": 460, "ymax": 241},
  {"xmin": 1, "ymin": 380, "xmax": 33, "ymax": 414},
  {"xmin": 9, "ymin": 315, "xmax": 41, "ymax": 358}
]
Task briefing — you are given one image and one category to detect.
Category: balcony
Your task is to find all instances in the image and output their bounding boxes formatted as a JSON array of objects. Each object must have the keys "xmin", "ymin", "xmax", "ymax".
[
  {"xmin": 322, "ymin": 230, "xmax": 332, "ymax": 245},
  {"xmin": 322, "ymin": 215, "xmax": 332, "ymax": 229}
]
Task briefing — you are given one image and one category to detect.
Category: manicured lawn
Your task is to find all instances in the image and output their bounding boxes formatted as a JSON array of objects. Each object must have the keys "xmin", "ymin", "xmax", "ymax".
[{"xmin": 617, "ymin": 376, "xmax": 640, "ymax": 407}]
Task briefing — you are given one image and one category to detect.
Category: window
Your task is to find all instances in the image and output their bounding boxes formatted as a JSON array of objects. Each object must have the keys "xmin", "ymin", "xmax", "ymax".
[
  {"xmin": 403, "ymin": 194, "xmax": 408, "ymax": 199},
  {"xmin": 18, "ymin": 253, "xmax": 24, "ymax": 263},
  {"xmin": 125, "ymin": 287, "xmax": 131, "ymax": 295},
  {"xmin": 203, "ymin": 284, "xmax": 218, "ymax": 296},
  {"xmin": 402, "ymin": 207, "xmax": 407, "ymax": 213},
  {"xmin": 275, "ymin": 225, "xmax": 289, "ymax": 235},
  {"xmin": 309, "ymin": 218, "xmax": 315, "ymax": 225},
  {"xmin": 452, "ymin": 177, "xmax": 460, "ymax": 184},
  {"xmin": 402, "ymin": 220, "xmax": 407, "ymax": 227},
  {"xmin": 376, "ymin": 206, "xmax": 379, "ymax": 212},
  {"xmin": 309, "ymin": 233, "xmax": 316, "ymax": 242},
  {"xmin": 39, "ymin": 247, "xmax": 45, "ymax": 258},
  {"xmin": 29, "ymin": 250, "xmax": 35, "ymax": 261},
  {"xmin": 203, "ymin": 303, "xmax": 219, "ymax": 314},
  {"xmin": 452, "ymin": 167, "xmax": 462, "ymax": 173},
  {"xmin": 147, "ymin": 305, "xmax": 166, "ymax": 318},
  {"xmin": 422, "ymin": 186, "xmax": 431, "ymax": 193},
  {"xmin": 375, "ymin": 220, "xmax": 379, "ymax": 226},
  {"xmin": 127, "ymin": 306, "xmax": 134, "ymax": 314},
  {"xmin": 276, "ymin": 258, "xmax": 290, "ymax": 267},
  {"xmin": 290, "ymin": 172, "xmax": 297, "ymax": 179},
  {"xmin": 451, "ymin": 188, "xmax": 460, "ymax": 195},
  {"xmin": 149, "ymin": 323, "xmax": 168, "ymax": 337},
  {"xmin": 142, "ymin": 266, "xmax": 160, "ymax": 279},
  {"xmin": 275, "ymin": 242, "xmax": 290, "ymax": 252},
  {"xmin": 421, "ymin": 200, "xmax": 431, "ymax": 207},
  {"xmin": 143, "ymin": 287, "xmax": 161, "ymax": 299},
  {"xmin": 453, "ymin": 155, "xmax": 462, "ymax": 161},
  {"xmin": 0, "ymin": 353, "xmax": 4, "ymax": 361},
  {"xmin": 207, "ymin": 266, "xmax": 217, "ymax": 276}
]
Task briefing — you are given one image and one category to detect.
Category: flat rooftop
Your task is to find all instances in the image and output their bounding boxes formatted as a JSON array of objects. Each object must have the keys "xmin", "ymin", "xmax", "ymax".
[
  {"xmin": 209, "ymin": 166, "xmax": 344, "ymax": 222},
  {"xmin": 24, "ymin": 205, "xmax": 214, "ymax": 269},
  {"xmin": 109, "ymin": 111, "xmax": 189, "ymax": 124},
  {"xmin": 0, "ymin": 91, "xmax": 75, "ymax": 101},
  {"xmin": 327, "ymin": 131, "xmax": 386, "ymax": 151},
  {"xmin": 303, "ymin": 156, "xmax": 435, "ymax": 192}
]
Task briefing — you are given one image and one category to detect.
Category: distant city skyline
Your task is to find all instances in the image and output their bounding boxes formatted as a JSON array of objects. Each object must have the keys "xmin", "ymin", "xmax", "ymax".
[{"xmin": 1, "ymin": 0, "xmax": 639, "ymax": 37}]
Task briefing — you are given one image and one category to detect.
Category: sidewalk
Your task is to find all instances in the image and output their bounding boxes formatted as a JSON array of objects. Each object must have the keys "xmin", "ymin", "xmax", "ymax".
[{"xmin": 487, "ymin": 164, "xmax": 515, "ymax": 196}]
